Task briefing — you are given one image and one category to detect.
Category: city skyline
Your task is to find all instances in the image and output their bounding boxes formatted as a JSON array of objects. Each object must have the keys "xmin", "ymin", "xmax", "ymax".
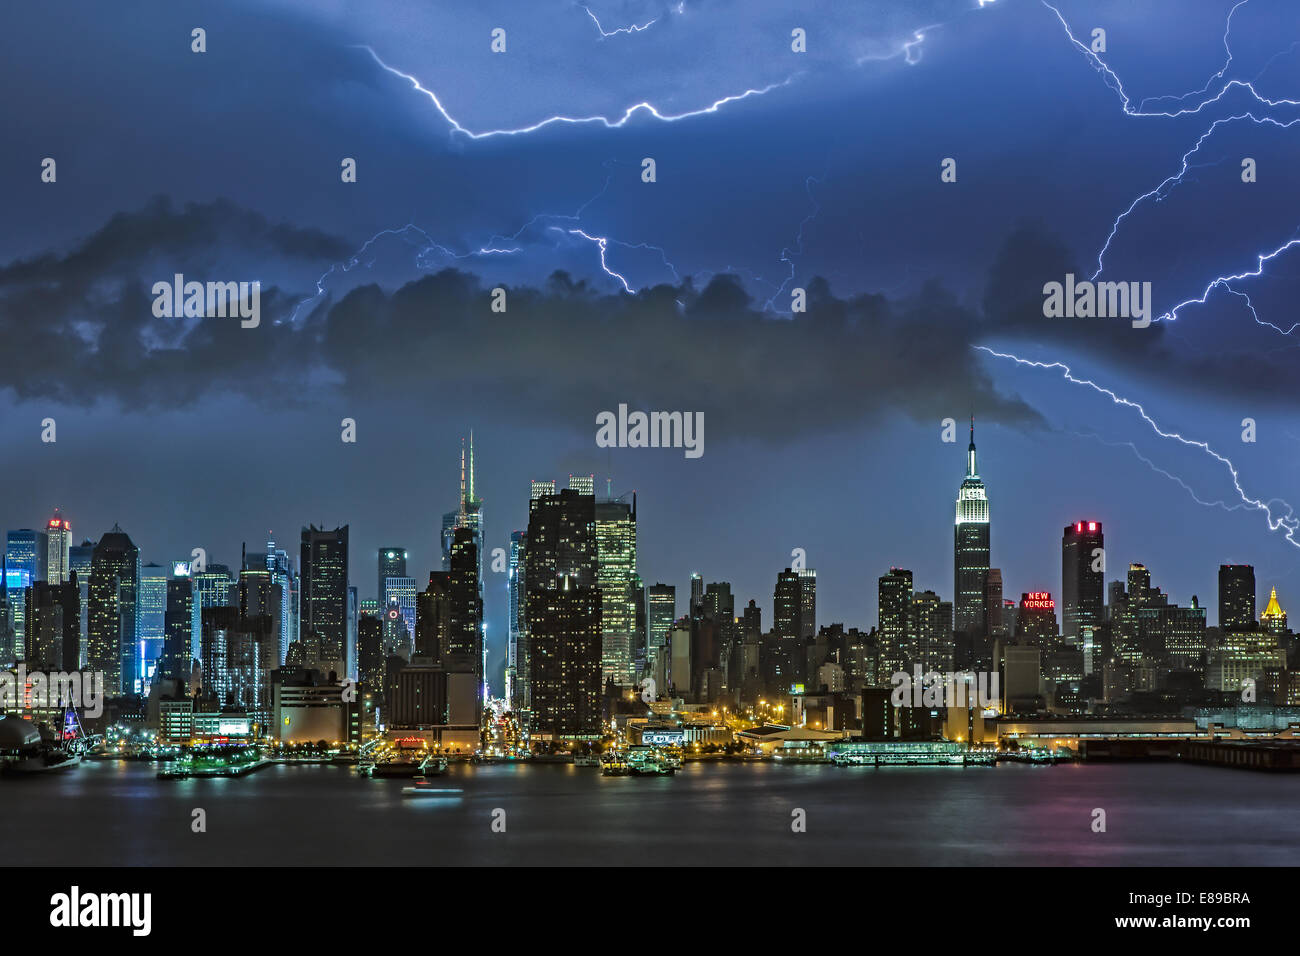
[
  {"xmin": 2, "ymin": 425, "xmax": 1291, "ymax": 697},
  {"xmin": 4, "ymin": 0, "xmax": 1300, "ymax": 890},
  {"xmin": 3, "ymin": 0, "xmax": 1299, "ymax": 693}
]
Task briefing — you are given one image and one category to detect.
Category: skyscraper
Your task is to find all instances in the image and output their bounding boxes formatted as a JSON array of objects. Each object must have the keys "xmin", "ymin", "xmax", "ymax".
[
  {"xmin": 88, "ymin": 524, "xmax": 141, "ymax": 696},
  {"xmin": 878, "ymin": 568, "xmax": 913, "ymax": 675},
  {"xmin": 954, "ymin": 419, "xmax": 990, "ymax": 634},
  {"xmin": 1062, "ymin": 521, "xmax": 1104, "ymax": 640},
  {"xmin": 507, "ymin": 530, "xmax": 526, "ymax": 708},
  {"xmin": 525, "ymin": 487, "xmax": 601, "ymax": 739},
  {"xmin": 442, "ymin": 435, "xmax": 484, "ymax": 580},
  {"xmin": 383, "ymin": 575, "xmax": 418, "ymax": 651},
  {"xmin": 1262, "ymin": 587, "xmax": 1288, "ymax": 635},
  {"xmin": 24, "ymin": 577, "xmax": 79, "ymax": 671},
  {"xmin": 416, "ymin": 572, "xmax": 452, "ymax": 659},
  {"xmin": 6, "ymin": 529, "xmax": 48, "ymax": 585},
  {"xmin": 984, "ymin": 568, "xmax": 1004, "ymax": 636},
  {"xmin": 1218, "ymin": 564, "xmax": 1256, "ymax": 630},
  {"xmin": 265, "ymin": 538, "xmax": 295, "ymax": 666},
  {"xmin": 446, "ymin": 527, "xmax": 483, "ymax": 689},
  {"xmin": 69, "ymin": 540, "xmax": 94, "ymax": 668},
  {"xmin": 45, "ymin": 510, "xmax": 72, "ymax": 584},
  {"xmin": 1014, "ymin": 591, "xmax": 1059, "ymax": 649},
  {"xmin": 378, "ymin": 548, "xmax": 407, "ymax": 602},
  {"xmin": 797, "ymin": 569, "xmax": 816, "ymax": 638},
  {"xmin": 568, "ymin": 474, "xmax": 595, "ymax": 495},
  {"xmin": 161, "ymin": 575, "xmax": 196, "ymax": 683},
  {"xmin": 4, "ymin": 569, "xmax": 30, "ymax": 663},
  {"xmin": 772, "ymin": 568, "xmax": 813, "ymax": 693},
  {"xmin": 773, "ymin": 569, "xmax": 802, "ymax": 641},
  {"xmin": 138, "ymin": 563, "xmax": 169, "ymax": 686},
  {"xmin": 6, "ymin": 529, "xmax": 47, "ymax": 657},
  {"xmin": 646, "ymin": 584, "xmax": 676, "ymax": 664},
  {"xmin": 300, "ymin": 525, "xmax": 349, "ymax": 674},
  {"xmin": 911, "ymin": 589, "xmax": 954, "ymax": 673},
  {"xmin": 595, "ymin": 493, "xmax": 637, "ymax": 687}
]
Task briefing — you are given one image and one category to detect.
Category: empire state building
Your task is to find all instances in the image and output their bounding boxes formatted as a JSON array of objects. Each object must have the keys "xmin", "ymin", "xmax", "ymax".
[{"xmin": 954, "ymin": 418, "xmax": 990, "ymax": 634}]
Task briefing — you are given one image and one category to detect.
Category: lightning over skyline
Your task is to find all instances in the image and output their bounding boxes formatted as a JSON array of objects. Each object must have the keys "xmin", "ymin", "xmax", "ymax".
[
  {"xmin": 977, "ymin": 346, "xmax": 1300, "ymax": 551},
  {"xmin": 4, "ymin": 0, "xmax": 1299, "ymax": 663}
]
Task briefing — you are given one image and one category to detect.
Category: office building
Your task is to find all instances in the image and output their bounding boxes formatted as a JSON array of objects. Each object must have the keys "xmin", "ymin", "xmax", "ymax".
[
  {"xmin": 300, "ymin": 525, "xmax": 349, "ymax": 674},
  {"xmin": 1062, "ymin": 520, "xmax": 1104, "ymax": 639},
  {"xmin": 954, "ymin": 419, "xmax": 990, "ymax": 634}
]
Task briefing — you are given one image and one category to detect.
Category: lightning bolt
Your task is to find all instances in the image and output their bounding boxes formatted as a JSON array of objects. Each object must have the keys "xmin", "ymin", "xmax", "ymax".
[
  {"xmin": 288, "ymin": 167, "xmax": 686, "ymax": 313},
  {"xmin": 975, "ymin": 345, "xmax": 1300, "ymax": 548},
  {"xmin": 1047, "ymin": 0, "xmax": 1300, "ymax": 338},
  {"xmin": 1091, "ymin": 113, "xmax": 1300, "ymax": 280},
  {"xmin": 1074, "ymin": 432, "xmax": 1249, "ymax": 512},
  {"xmin": 1042, "ymin": 0, "xmax": 1300, "ymax": 117},
  {"xmin": 762, "ymin": 174, "xmax": 824, "ymax": 312},
  {"xmin": 584, "ymin": 5, "xmax": 657, "ymax": 37},
  {"xmin": 1221, "ymin": 283, "xmax": 1300, "ymax": 335},
  {"xmin": 556, "ymin": 227, "xmax": 681, "ymax": 292},
  {"xmin": 355, "ymin": 45, "xmax": 796, "ymax": 140},
  {"xmin": 856, "ymin": 1, "xmax": 997, "ymax": 68},
  {"xmin": 1158, "ymin": 233, "xmax": 1300, "ymax": 325}
]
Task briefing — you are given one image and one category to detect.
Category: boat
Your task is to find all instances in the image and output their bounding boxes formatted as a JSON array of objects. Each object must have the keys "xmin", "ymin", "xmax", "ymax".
[
  {"xmin": 573, "ymin": 755, "xmax": 601, "ymax": 767},
  {"xmin": 6, "ymin": 748, "xmax": 82, "ymax": 775},
  {"xmin": 370, "ymin": 753, "xmax": 433, "ymax": 778},
  {"xmin": 601, "ymin": 753, "xmax": 630, "ymax": 776},
  {"xmin": 366, "ymin": 740, "xmax": 448, "ymax": 778},
  {"xmin": 402, "ymin": 776, "xmax": 463, "ymax": 797},
  {"xmin": 627, "ymin": 745, "xmax": 676, "ymax": 776}
]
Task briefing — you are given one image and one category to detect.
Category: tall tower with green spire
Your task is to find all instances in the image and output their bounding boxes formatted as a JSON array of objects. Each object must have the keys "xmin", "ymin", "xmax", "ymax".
[{"xmin": 441, "ymin": 432, "xmax": 484, "ymax": 578}]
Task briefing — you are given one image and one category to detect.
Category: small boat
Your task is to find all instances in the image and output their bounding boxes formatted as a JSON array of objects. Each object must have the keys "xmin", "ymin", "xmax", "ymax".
[
  {"xmin": 627, "ymin": 745, "xmax": 676, "ymax": 776},
  {"xmin": 370, "ymin": 750, "xmax": 438, "ymax": 778},
  {"xmin": 402, "ymin": 776, "xmax": 463, "ymax": 797},
  {"xmin": 601, "ymin": 753, "xmax": 630, "ymax": 776}
]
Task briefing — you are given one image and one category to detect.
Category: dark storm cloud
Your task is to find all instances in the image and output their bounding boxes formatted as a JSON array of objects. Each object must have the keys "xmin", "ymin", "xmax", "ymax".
[
  {"xmin": 0, "ymin": 196, "xmax": 1039, "ymax": 433},
  {"xmin": 0, "ymin": 196, "xmax": 352, "ymax": 286},
  {"xmin": 314, "ymin": 268, "xmax": 1043, "ymax": 437},
  {"xmin": 0, "ymin": 198, "xmax": 350, "ymax": 406},
  {"xmin": 6, "ymin": 200, "xmax": 1292, "ymax": 439}
]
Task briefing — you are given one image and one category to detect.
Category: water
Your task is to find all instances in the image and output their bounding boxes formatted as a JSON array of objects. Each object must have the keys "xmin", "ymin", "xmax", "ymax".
[{"xmin": 3, "ymin": 759, "xmax": 1298, "ymax": 865}]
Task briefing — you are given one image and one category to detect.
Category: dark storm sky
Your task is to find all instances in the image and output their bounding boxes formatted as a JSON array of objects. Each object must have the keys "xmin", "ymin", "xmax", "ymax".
[{"xmin": 3, "ymin": 0, "xmax": 1299, "ymax": 691}]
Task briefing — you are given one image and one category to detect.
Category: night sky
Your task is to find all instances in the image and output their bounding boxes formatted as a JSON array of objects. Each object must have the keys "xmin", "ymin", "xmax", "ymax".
[{"xmin": 3, "ymin": 0, "xmax": 1298, "ymax": 692}]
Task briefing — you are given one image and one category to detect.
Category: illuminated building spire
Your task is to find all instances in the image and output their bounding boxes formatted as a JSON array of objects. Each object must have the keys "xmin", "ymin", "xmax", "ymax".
[
  {"xmin": 967, "ymin": 416, "xmax": 977, "ymax": 478},
  {"xmin": 468, "ymin": 430, "xmax": 476, "ymax": 504},
  {"xmin": 954, "ymin": 415, "xmax": 989, "ymax": 634},
  {"xmin": 1263, "ymin": 586, "xmax": 1286, "ymax": 631}
]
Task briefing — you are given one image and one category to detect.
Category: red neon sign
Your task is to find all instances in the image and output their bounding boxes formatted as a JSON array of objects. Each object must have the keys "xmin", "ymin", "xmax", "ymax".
[{"xmin": 1022, "ymin": 591, "xmax": 1055, "ymax": 610}]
